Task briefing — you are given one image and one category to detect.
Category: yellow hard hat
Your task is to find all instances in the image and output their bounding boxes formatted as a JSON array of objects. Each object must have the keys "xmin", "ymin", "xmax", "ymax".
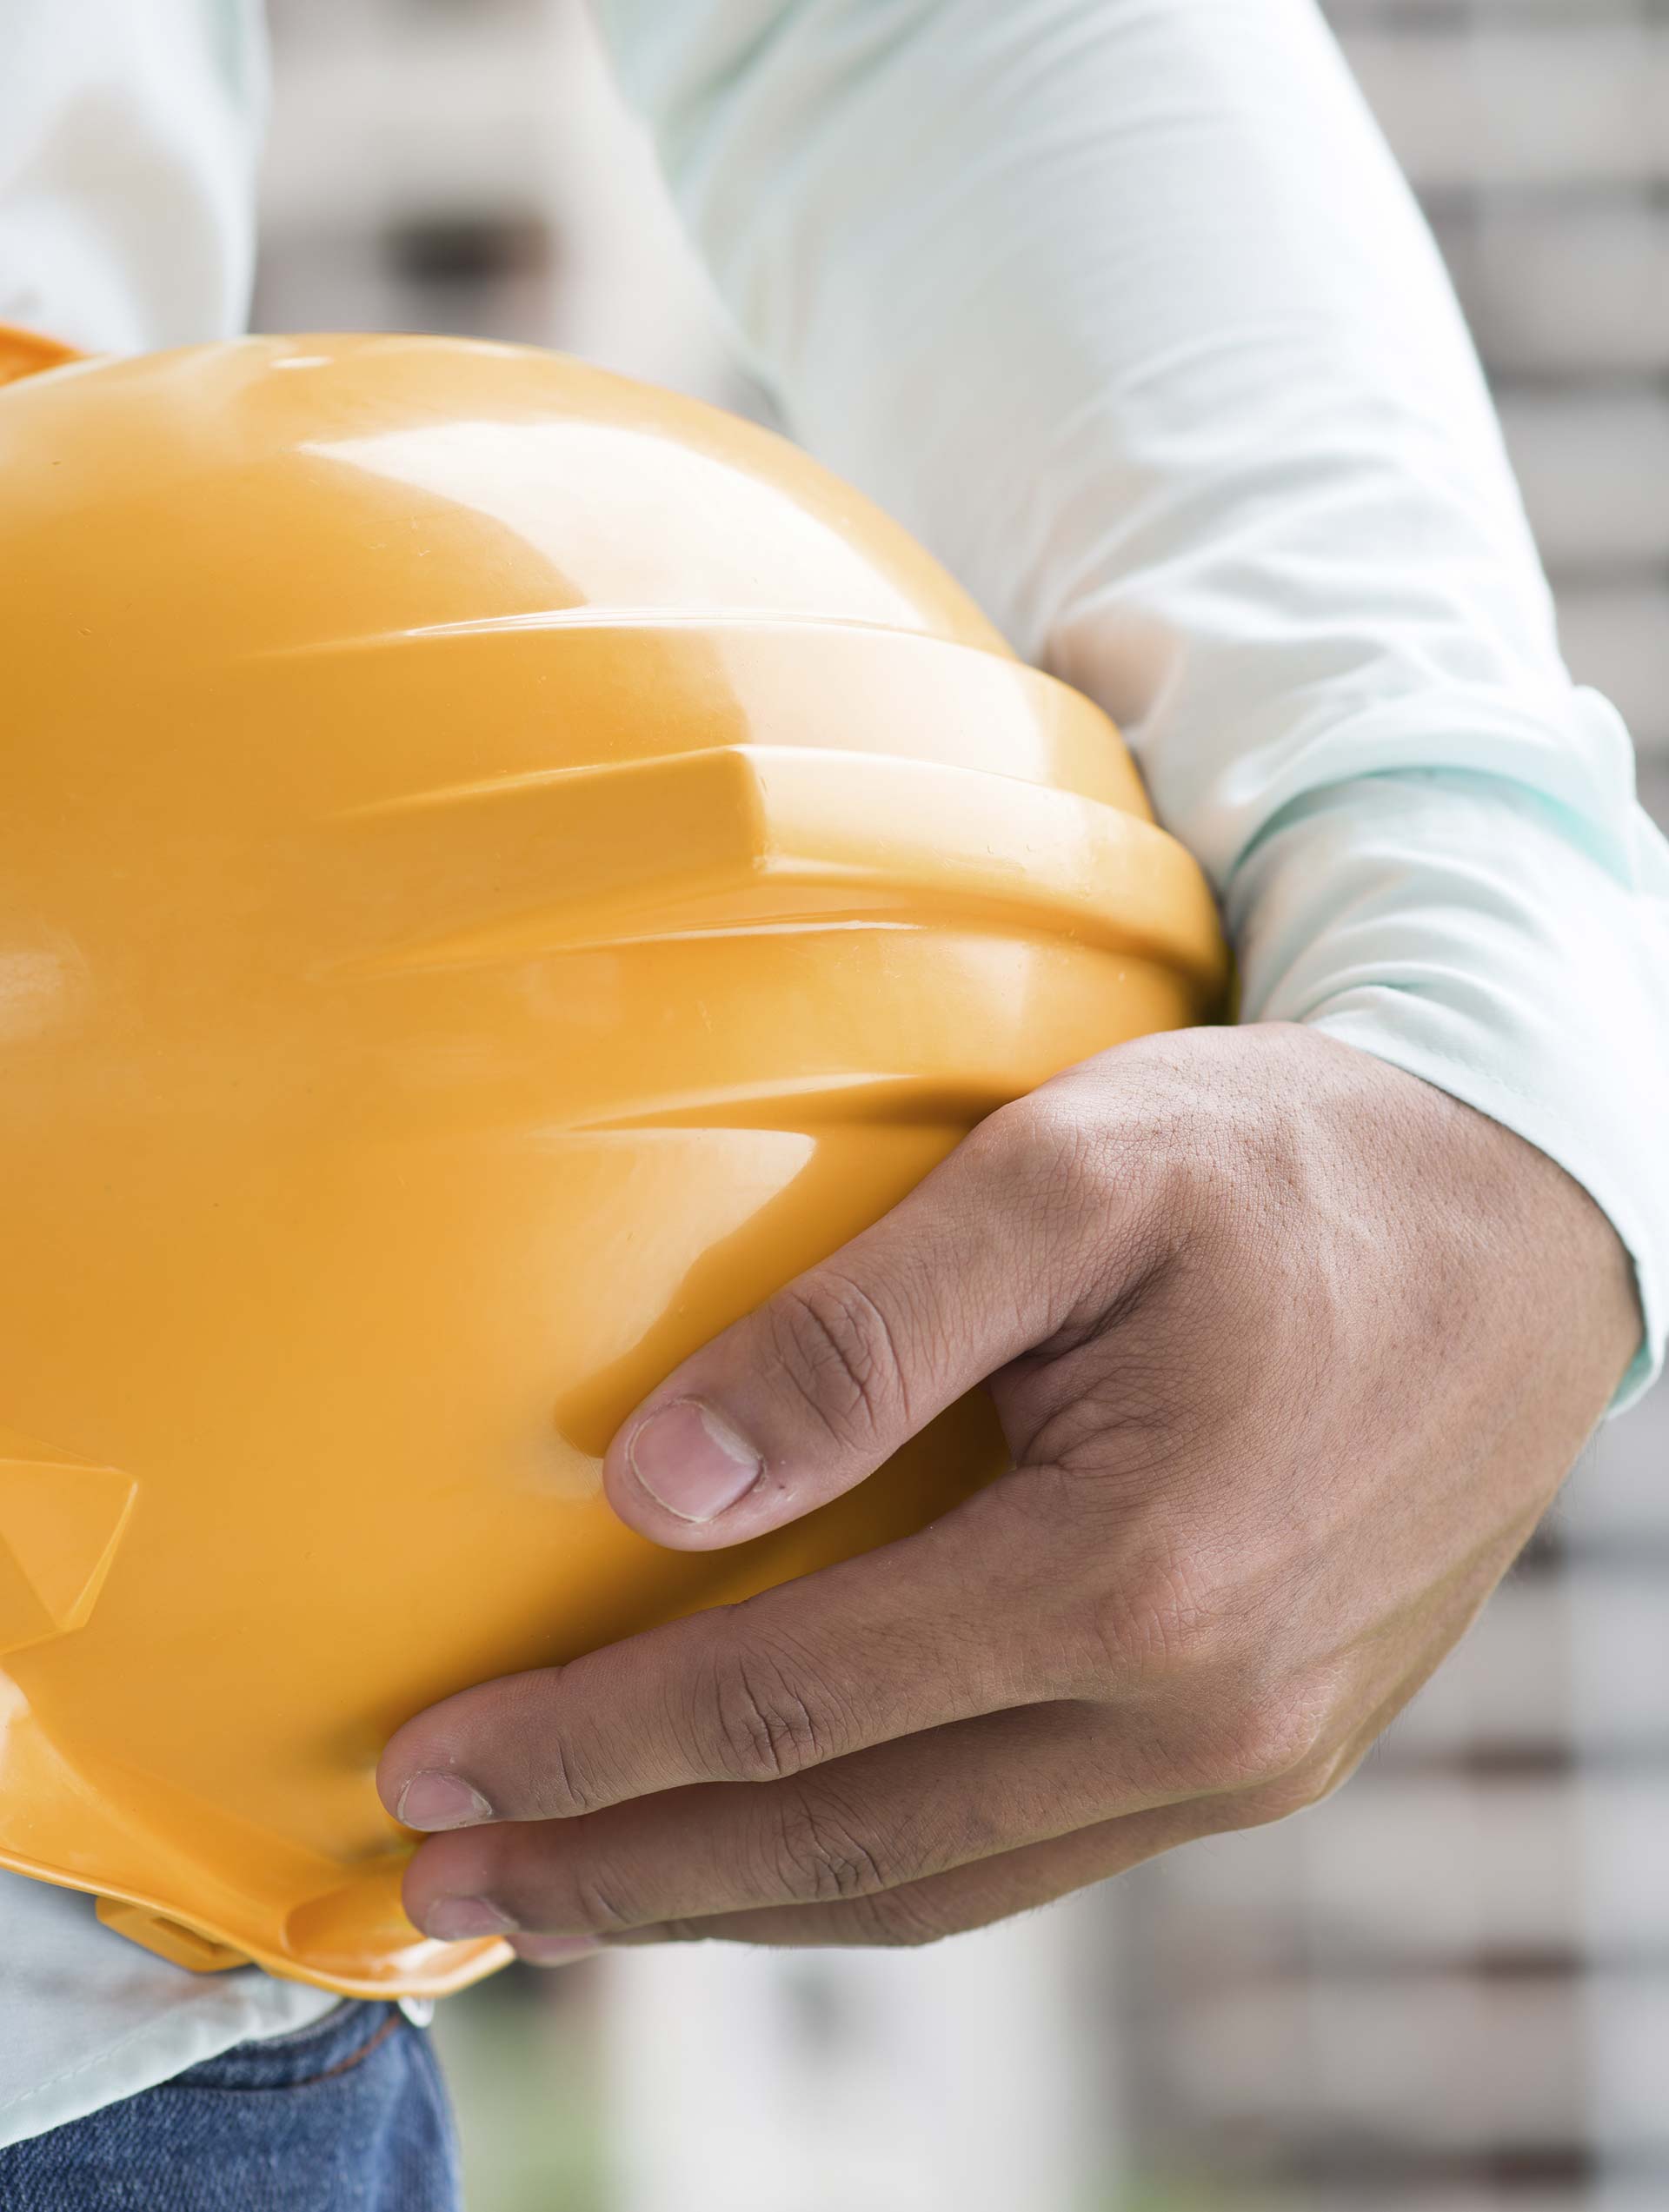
[{"xmin": 0, "ymin": 331, "xmax": 1227, "ymax": 1996}]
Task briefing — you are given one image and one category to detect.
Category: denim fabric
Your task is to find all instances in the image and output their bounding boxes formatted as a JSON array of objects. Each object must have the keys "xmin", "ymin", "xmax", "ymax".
[{"xmin": 0, "ymin": 2000, "xmax": 461, "ymax": 2209}]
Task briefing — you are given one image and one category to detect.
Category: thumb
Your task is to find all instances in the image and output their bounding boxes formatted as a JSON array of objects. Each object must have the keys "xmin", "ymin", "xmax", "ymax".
[{"xmin": 602, "ymin": 1101, "xmax": 1075, "ymax": 1551}]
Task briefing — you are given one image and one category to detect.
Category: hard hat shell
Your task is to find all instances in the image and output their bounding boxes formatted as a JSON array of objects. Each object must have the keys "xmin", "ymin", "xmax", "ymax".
[{"xmin": 0, "ymin": 333, "xmax": 1227, "ymax": 1995}]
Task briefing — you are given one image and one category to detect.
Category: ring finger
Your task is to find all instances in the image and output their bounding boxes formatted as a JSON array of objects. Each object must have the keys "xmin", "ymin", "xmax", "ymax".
[{"xmin": 402, "ymin": 1698, "xmax": 1186, "ymax": 1944}]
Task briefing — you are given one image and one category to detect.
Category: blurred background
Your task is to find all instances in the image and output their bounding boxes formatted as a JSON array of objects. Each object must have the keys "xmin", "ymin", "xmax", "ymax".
[{"xmin": 253, "ymin": 3, "xmax": 1669, "ymax": 2207}]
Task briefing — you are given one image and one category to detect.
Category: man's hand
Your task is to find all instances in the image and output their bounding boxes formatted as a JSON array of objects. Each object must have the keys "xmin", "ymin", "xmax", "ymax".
[{"xmin": 378, "ymin": 1025, "xmax": 1639, "ymax": 1962}]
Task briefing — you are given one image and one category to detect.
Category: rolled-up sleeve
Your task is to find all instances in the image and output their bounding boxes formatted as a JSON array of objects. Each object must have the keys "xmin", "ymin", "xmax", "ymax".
[{"xmin": 595, "ymin": 0, "xmax": 1669, "ymax": 1407}]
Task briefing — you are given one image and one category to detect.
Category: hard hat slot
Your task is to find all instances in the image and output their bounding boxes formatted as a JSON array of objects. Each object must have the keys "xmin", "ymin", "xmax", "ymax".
[
  {"xmin": 327, "ymin": 744, "xmax": 1226, "ymax": 995},
  {"xmin": 96, "ymin": 1896, "xmax": 249, "ymax": 1973}
]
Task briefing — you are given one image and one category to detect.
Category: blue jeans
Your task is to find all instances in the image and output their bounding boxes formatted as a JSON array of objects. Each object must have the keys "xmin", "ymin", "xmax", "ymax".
[{"xmin": 0, "ymin": 2001, "xmax": 461, "ymax": 2210}]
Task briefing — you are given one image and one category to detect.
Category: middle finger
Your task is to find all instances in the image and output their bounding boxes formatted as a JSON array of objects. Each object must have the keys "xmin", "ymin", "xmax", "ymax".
[{"xmin": 402, "ymin": 1698, "xmax": 1177, "ymax": 1943}]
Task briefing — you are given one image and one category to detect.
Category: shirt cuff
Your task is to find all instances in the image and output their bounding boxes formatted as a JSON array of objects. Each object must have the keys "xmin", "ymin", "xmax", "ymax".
[{"xmin": 1230, "ymin": 768, "xmax": 1669, "ymax": 1413}]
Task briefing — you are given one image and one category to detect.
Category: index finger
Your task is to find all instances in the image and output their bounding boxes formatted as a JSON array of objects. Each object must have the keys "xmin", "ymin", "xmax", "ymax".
[{"xmin": 377, "ymin": 1476, "xmax": 1081, "ymax": 1830}]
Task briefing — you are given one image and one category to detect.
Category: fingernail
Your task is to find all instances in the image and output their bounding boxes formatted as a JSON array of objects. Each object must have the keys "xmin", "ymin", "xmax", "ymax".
[
  {"xmin": 424, "ymin": 1896, "xmax": 517, "ymax": 1941},
  {"xmin": 513, "ymin": 1934, "xmax": 605, "ymax": 1968},
  {"xmin": 396, "ymin": 1770, "xmax": 494, "ymax": 1830},
  {"xmin": 627, "ymin": 1398, "xmax": 761, "ymax": 1524}
]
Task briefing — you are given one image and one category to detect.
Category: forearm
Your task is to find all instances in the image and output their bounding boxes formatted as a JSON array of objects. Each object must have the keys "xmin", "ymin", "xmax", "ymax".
[{"xmin": 595, "ymin": 0, "xmax": 1669, "ymax": 1400}]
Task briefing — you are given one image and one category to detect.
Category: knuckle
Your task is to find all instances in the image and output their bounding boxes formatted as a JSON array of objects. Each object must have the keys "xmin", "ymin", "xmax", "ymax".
[
  {"xmin": 1234, "ymin": 1736, "xmax": 1364, "ymax": 1828},
  {"xmin": 482, "ymin": 1674, "xmax": 602, "ymax": 1820},
  {"xmin": 844, "ymin": 1884, "xmax": 959, "ymax": 1949},
  {"xmin": 974, "ymin": 1093, "xmax": 1180, "ymax": 1344},
  {"xmin": 1089, "ymin": 1551, "xmax": 1346, "ymax": 1802},
  {"xmin": 1084, "ymin": 1555, "xmax": 1223, "ymax": 1690},
  {"xmin": 766, "ymin": 1784, "xmax": 889, "ymax": 1905},
  {"xmin": 564, "ymin": 1868, "xmax": 642, "ymax": 1936},
  {"xmin": 502, "ymin": 1856, "xmax": 640, "ymax": 1938},
  {"xmin": 702, "ymin": 1637, "xmax": 848, "ymax": 1784},
  {"xmin": 768, "ymin": 1274, "xmax": 906, "ymax": 1449},
  {"xmin": 1200, "ymin": 1679, "xmax": 1340, "ymax": 1799},
  {"xmin": 518, "ymin": 1728, "xmax": 595, "ymax": 1820},
  {"xmin": 1236, "ymin": 1764, "xmax": 1337, "ymax": 1828},
  {"xmin": 983, "ymin": 1094, "xmax": 1120, "ymax": 1243}
]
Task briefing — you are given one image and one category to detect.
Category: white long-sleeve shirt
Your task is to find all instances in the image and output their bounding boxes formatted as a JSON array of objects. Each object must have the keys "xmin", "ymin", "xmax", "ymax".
[
  {"xmin": 593, "ymin": 0, "xmax": 1669, "ymax": 1412},
  {"xmin": 0, "ymin": 0, "xmax": 1664, "ymax": 2148}
]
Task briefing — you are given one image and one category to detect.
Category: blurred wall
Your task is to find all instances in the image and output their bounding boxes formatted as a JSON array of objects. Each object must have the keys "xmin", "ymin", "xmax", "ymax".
[
  {"xmin": 255, "ymin": 4, "xmax": 1669, "ymax": 2209},
  {"xmin": 256, "ymin": 0, "xmax": 748, "ymax": 406}
]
